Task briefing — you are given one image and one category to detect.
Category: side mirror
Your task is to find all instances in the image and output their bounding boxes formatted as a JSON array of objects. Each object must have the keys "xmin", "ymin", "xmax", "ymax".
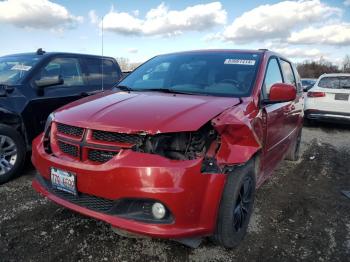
[
  {"xmin": 0, "ymin": 85, "xmax": 15, "ymax": 97},
  {"xmin": 269, "ymin": 83, "xmax": 296, "ymax": 103},
  {"xmin": 0, "ymin": 85, "xmax": 7, "ymax": 97},
  {"xmin": 35, "ymin": 75, "xmax": 64, "ymax": 88}
]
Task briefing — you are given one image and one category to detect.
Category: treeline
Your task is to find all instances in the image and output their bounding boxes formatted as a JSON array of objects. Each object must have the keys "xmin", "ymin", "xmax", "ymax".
[
  {"xmin": 116, "ymin": 57, "xmax": 142, "ymax": 72},
  {"xmin": 297, "ymin": 55, "xmax": 350, "ymax": 78}
]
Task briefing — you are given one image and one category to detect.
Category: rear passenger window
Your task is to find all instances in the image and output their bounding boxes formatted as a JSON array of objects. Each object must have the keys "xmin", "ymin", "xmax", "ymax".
[
  {"xmin": 84, "ymin": 58, "xmax": 120, "ymax": 86},
  {"xmin": 292, "ymin": 64, "xmax": 302, "ymax": 93},
  {"xmin": 264, "ymin": 58, "xmax": 283, "ymax": 95},
  {"xmin": 280, "ymin": 60, "xmax": 296, "ymax": 87},
  {"xmin": 39, "ymin": 57, "xmax": 84, "ymax": 87}
]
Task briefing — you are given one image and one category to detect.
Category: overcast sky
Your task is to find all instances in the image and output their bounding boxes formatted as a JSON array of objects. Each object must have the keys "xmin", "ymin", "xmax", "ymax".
[{"xmin": 0, "ymin": 0, "xmax": 349, "ymax": 64}]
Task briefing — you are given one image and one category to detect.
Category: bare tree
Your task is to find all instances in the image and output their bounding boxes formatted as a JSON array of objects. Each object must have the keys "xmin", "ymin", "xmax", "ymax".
[
  {"xmin": 342, "ymin": 55, "xmax": 350, "ymax": 73},
  {"xmin": 116, "ymin": 57, "xmax": 142, "ymax": 72},
  {"xmin": 116, "ymin": 57, "xmax": 131, "ymax": 72},
  {"xmin": 297, "ymin": 58, "xmax": 340, "ymax": 78}
]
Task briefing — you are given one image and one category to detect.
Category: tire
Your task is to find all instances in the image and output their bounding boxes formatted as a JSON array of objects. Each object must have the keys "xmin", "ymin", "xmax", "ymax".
[
  {"xmin": 303, "ymin": 118, "xmax": 315, "ymax": 126},
  {"xmin": 0, "ymin": 124, "xmax": 26, "ymax": 184},
  {"xmin": 285, "ymin": 129, "xmax": 302, "ymax": 161},
  {"xmin": 211, "ymin": 160, "xmax": 256, "ymax": 248}
]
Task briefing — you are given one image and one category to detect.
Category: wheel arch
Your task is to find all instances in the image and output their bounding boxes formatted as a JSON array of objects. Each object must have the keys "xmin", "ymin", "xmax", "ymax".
[{"xmin": 0, "ymin": 108, "xmax": 28, "ymax": 150}]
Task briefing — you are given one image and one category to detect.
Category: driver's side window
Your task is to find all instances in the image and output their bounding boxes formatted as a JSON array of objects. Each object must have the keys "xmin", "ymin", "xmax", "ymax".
[
  {"xmin": 36, "ymin": 57, "xmax": 84, "ymax": 87},
  {"xmin": 264, "ymin": 58, "xmax": 283, "ymax": 97}
]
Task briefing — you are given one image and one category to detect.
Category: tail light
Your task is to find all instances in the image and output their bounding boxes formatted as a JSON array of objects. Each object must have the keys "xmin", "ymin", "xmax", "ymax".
[{"xmin": 307, "ymin": 91, "xmax": 325, "ymax": 98}]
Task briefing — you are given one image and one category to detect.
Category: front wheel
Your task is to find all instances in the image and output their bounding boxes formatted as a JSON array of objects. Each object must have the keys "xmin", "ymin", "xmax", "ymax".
[
  {"xmin": 0, "ymin": 125, "xmax": 26, "ymax": 184},
  {"xmin": 211, "ymin": 160, "xmax": 256, "ymax": 248}
]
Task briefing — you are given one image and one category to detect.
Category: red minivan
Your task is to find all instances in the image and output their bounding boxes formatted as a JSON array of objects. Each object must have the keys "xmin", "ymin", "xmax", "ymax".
[{"xmin": 32, "ymin": 50, "xmax": 303, "ymax": 248}]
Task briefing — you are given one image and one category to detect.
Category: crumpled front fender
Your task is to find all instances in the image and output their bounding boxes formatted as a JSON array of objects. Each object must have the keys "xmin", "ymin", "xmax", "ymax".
[{"xmin": 212, "ymin": 106, "xmax": 262, "ymax": 166}]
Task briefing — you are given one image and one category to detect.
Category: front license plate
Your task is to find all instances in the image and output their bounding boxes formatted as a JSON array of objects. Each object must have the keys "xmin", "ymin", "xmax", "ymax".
[
  {"xmin": 335, "ymin": 93, "xmax": 349, "ymax": 101},
  {"xmin": 51, "ymin": 167, "xmax": 77, "ymax": 195}
]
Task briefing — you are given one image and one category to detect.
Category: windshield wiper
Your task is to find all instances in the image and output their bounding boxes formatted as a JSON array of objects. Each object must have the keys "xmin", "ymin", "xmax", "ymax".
[
  {"xmin": 140, "ymin": 88, "xmax": 198, "ymax": 95},
  {"xmin": 114, "ymin": 85, "xmax": 134, "ymax": 91}
]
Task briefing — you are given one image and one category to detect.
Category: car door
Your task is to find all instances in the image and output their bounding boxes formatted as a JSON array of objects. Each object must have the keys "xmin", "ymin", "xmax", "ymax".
[
  {"xmin": 23, "ymin": 56, "xmax": 90, "ymax": 141},
  {"xmin": 279, "ymin": 59, "xmax": 303, "ymax": 139},
  {"xmin": 261, "ymin": 57, "xmax": 293, "ymax": 177}
]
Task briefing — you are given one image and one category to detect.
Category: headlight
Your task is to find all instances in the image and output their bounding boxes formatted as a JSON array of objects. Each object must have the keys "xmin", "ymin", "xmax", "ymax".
[
  {"xmin": 43, "ymin": 113, "xmax": 54, "ymax": 153},
  {"xmin": 44, "ymin": 113, "xmax": 55, "ymax": 135}
]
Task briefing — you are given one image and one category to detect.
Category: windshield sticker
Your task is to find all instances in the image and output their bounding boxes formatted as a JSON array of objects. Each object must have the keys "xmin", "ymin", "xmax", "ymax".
[
  {"xmin": 11, "ymin": 64, "xmax": 32, "ymax": 71},
  {"xmin": 224, "ymin": 59, "xmax": 256, "ymax": 66}
]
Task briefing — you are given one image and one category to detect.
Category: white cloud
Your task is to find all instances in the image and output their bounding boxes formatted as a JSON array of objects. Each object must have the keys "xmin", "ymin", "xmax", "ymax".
[
  {"xmin": 126, "ymin": 48, "xmax": 138, "ymax": 54},
  {"xmin": 272, "ymin": 47, "xmax": 326, "ymax": 60},
  {"xmin": 344, "ymin": 0, "xmax": 350, "ymax": 6},
  {"xmin": 288, "ymin": 23, "xmax": 350, "ymax": 45},
  {"xmin": 101, "ymin": 2, "xmax": 227, "ymax": 36},
  {"xmin": 0, "ymin": 0, "xmax": 83, "ymax": 30},
  {"xmin": 89, "ymin": 10, "xmax": 99, "ymax": 25},
  {"xmin": 212, "ymin": 0, "xmax": 341, "ymax": 44}
]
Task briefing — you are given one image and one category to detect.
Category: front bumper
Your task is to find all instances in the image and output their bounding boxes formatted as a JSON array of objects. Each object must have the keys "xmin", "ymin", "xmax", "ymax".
[
  {"xmin": 31, "ymin": 134, "xmax": 226, "ymax": 238},
  {"xmin": 305, "ymin": 110, "xmax": 350, "ymax": 124}
]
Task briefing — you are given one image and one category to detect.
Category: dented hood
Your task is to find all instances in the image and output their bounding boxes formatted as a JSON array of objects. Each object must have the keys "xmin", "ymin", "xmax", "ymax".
[{"xmin": 54, "ymin": 91, "xmax": 240, "ymax": 134}]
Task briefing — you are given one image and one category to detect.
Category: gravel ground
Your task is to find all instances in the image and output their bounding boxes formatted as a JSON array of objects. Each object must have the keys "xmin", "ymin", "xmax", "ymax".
[{"xmin": 0, "ymin": 123, "xmax": 349, "ymax": 262}]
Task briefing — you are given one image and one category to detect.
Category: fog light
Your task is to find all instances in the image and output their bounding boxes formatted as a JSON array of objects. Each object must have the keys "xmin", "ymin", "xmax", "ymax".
[{"xmin": 151, "ymin": 202, "xmax": 166, "ymax": 219}]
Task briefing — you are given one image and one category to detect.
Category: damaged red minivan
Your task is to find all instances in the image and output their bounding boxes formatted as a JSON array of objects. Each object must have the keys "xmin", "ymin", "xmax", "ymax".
[{"xmin": 32, "ymin": 49, "xmax": 303, "ymax": 248}]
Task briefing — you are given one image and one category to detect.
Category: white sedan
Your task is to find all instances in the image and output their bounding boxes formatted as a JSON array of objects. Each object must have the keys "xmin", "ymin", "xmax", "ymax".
[{"xmin": 304, "ymin": 73, "xmax": 350, "ymax": 123}]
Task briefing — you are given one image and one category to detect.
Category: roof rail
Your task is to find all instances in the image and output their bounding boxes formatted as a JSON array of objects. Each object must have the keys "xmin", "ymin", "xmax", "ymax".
[{"xmin": 36, "ymin": 48, "xmax": 46, "ymax": 55}]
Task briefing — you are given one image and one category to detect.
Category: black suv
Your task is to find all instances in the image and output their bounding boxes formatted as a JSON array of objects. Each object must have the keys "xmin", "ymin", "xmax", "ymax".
[{"xmin": 0, "ymin": 49, "xmax": 122, "ymax": 183}]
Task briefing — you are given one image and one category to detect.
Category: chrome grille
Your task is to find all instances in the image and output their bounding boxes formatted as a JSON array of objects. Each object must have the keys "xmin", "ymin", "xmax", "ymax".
[
  {"xmin": 88, "ymin": 149, "xmax": 118, "ymax": 163},
  {"xmin": 93, "ymin": 130, "xmax": 142, "ymax": 145},
  {"xmin": 57, "ymin": 123, "xmax": 84, "ymax": 137},
  {"xmin": 58, "ymin": 141, "xmax": 78, "ymax": 157}
]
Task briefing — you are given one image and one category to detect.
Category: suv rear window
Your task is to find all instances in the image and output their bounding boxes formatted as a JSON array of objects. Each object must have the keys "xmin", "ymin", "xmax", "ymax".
[
  {"xmin": 318, "ymin": 76, "xmax": 350, "ymax": 89},
  {"xmin": 84, "ymin": 58, "xmax": 120, "ymax": 86}
]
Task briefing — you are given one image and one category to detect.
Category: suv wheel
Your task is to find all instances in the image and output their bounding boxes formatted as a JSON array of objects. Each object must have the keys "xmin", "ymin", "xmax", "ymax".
[
  {"xmin": 0, "ymin": 125, "xmax": 26, "ymax": 184},
  {"xmin": 211, "ymin": 160, "xmax": 256, "ymax": 248}
]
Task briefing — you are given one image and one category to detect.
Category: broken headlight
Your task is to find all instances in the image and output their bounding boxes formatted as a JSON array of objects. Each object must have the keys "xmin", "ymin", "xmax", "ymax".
[{"xmin": 137, "ymin": 125, "xmax": 217, "ymax": 160}]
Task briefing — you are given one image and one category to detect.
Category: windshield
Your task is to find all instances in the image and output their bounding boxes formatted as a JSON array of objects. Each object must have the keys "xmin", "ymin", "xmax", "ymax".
[
  {"xmin": 0, "ymin": 55, "xmax": 41, "ymax": 85},
  {"xmin": 318, "ymin": 76, "xmax": 350, "ymax": 89},
  {"xmin": 119, "ymin": 52, "xmax": 261, "ymax": 97}
]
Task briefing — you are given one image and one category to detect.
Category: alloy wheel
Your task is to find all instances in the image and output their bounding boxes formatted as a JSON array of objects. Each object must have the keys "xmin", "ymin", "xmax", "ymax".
[
  {"xmin": 0, "ymin": 135, "xmax": 17, "ymax": 176},
  {"xmin": 232, "ymin": 175, "xmax": 253, "ymax": 232}
]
